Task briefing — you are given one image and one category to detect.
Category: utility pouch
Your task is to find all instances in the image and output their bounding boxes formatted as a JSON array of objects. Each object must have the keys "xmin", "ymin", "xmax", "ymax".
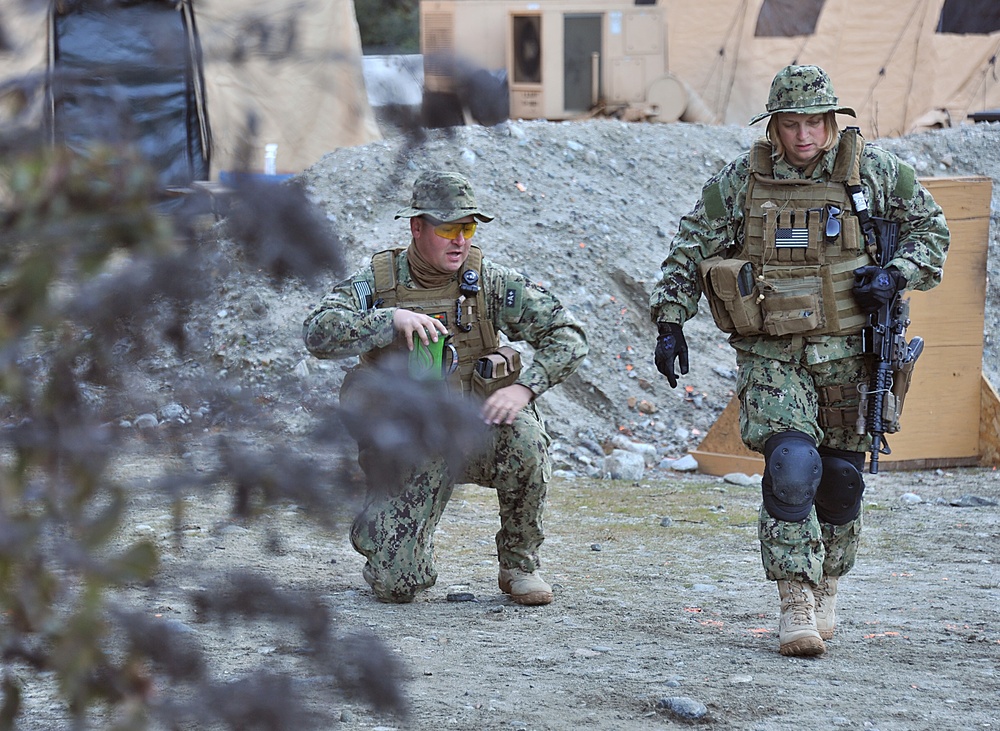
[
  {"xmin": 471, "ymin": 346, "xmax": 522, "ymax": 398},
  {"xmin": 759, "ymin": 273, "xmax": 826, "ymax": 336},
  {"xmin": 886, "ymin": 335, "xmax": 923, "ymax": 433},
  {"xmin": 698, "ymin": 257, "xmax": 764, "ymax": 335}
]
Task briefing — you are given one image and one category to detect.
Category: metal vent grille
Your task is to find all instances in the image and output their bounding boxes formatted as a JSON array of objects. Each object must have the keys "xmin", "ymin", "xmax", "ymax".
[{"xmin": 422, "ymin": 11, "xmax": 454, "ymax": 77}]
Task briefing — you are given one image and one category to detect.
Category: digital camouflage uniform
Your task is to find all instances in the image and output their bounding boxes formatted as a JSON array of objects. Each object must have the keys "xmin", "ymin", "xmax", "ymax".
[
  {"xmin": 649, "ymin": 69, "xmax": 949, "ymax": 589},
  {"xmin": 303, "ymin": 174, "xmax": 587, "ymax": 603}
]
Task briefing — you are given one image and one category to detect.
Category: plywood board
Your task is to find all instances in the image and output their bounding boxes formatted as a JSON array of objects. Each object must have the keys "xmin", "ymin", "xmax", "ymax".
[{"xmin": 981, "ymin": 376, "xmax": 1000, "ymax": 467}]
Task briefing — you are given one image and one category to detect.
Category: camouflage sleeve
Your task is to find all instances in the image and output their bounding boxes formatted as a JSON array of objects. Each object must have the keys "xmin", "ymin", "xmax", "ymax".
[
  {"xmin": 860, "ymin": 145, "xmax": 950, "ymax": 292},
  {"xmin": 301, "ymin": 265, "xmax": 397, "ymax": 358},
  {"xmin": 648, "ymin": 154, "xmax": 751, "ymax": 326},
  {"xmin": 482, "ymin": 261, "xmax": 588, "ymax": 398}
]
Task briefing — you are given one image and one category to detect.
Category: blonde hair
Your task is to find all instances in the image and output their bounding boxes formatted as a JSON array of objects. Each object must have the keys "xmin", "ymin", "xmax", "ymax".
[{"xmin": 766, "ymin": 112, "xmax": 839, "ymax": 161}]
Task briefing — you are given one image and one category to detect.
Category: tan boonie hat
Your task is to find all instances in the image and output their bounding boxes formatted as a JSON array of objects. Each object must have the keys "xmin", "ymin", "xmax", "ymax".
[
  {"xmin": 749, "ymin": 64, "xmax": 857, "ymax": 125},
  {"xmin": 394, "ymin": 170, "xmax": 494, "ymax": 222}
]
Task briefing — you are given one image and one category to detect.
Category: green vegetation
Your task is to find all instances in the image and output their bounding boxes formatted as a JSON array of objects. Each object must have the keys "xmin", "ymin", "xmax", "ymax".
[{"xmin": 354, "ymin": 0, "xmax": 420, "ymax": 54}]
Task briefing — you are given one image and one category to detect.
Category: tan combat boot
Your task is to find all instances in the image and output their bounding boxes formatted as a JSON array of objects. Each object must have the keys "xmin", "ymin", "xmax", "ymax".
[
  {"xmin": 776, "ymin": 579, "xmax": 826, "ymax": 656},
  {"xmin": 498, "ymin": 567, "xmax": 553, "ymax": 606},
  {"xmin": 813, "ymin": 576, "xmax": 839, "ymax": 640}
]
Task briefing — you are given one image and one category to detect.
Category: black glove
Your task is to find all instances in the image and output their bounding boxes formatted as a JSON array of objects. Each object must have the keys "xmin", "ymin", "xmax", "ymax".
[
  {"xmin": 852, "ymin": 266, "xmax": 907, "ymax": 312},
  {"xmin": 654, "ymin": 322, "xmax": 689, "ymax": 389}
]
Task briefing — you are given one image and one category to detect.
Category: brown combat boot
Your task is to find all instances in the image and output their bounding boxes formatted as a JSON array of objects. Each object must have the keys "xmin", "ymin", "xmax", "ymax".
[
  {"xmin": 813, "ymin": 576, "xmax": 839, "ymax": 640},
  {"xmin": 777, "ymin": 579, "xmax": 826, "ymax": 656},
  {"xmin": 498, "ymin": 567, "xmax": 553, "ymax": 605}
]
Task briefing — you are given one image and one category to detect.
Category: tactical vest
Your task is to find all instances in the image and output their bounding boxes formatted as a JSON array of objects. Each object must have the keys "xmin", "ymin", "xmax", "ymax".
[
  {"xmin": 357, "ymin": 246, "xmax": 499, "ymax": 395},
  {"xmin": 699, "ymin": 128, "xmax": 874, "ymax": 338}
]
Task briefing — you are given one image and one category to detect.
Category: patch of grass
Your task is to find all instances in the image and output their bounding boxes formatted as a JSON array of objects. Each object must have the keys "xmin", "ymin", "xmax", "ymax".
[{"xmin": 541, "ymin": 477, "xmax": 760, "ymax": 545}]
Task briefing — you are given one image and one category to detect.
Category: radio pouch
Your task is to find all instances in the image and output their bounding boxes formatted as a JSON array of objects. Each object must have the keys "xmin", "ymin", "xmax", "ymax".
[{"xmin": 698, "ymin": 256, "xmax": 764, "ymax": 335}]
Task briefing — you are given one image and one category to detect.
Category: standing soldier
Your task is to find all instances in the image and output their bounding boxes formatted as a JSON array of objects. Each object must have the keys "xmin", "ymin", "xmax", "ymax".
[
  {"xmin": 649, "ymin": 65, "xmax": 949, "ymax": 655},
  {"xmin": 303, "ymin": 170, "xmax": 587, "ymax": 605}
]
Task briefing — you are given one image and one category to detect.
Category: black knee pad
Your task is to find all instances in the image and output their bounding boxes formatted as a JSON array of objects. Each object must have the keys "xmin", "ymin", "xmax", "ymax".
[
  {"xmin": 814, "ymin": 447, "xmax": 866, "ymax": 525},
  {"xmin": 761, "ymin": 431, "xmax": 822, "ymax": 522}
]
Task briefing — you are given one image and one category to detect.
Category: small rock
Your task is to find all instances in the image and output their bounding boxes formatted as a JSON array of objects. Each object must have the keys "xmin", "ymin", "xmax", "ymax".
[
  {"xmin": 723, "ymin": 472, "xmax": 759, "ymax": 487},
  {"xmin": 134, "ymin": 413, "xmax": 159, "ymax": 429},
  {"xmin": 159, "ymin": 403, "xmax": 189, "ymax": 424},
  {"xmin": 949, "ymin": 494, "xmax": 998, "ymax": 507},
  {"xmin": 446, "ymin": 592, "xmax": 476, "ymax": 602},
  {"xmin": 247, "ymin": 291, "xmax": 269, "ymax": 317},
  {"xmin": 665, "ymin": 454, "xmax": 699, "ymax": 472},
  {"xmin": 656, "ymin": 696, "xmax": 708, "ymax": 720},
  {"xmin": 659, "ymin": 516, "xmax": 673, "ymax": 527},
  {"xmin": 603, "ymin": 449, "xmax": 645, "ymax": 480},
  {"xmin": 899, "ymin": 492, "xmax": 922, "ymax": 504}
]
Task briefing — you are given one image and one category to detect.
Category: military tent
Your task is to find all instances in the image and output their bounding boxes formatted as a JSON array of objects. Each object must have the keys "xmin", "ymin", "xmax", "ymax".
[
  {"xmin": 664, "ymin": 0, "xmax": 1000, "ymax": 138},
  {"xmin": 0, "ymin": 0, "xmax": 380, "ymax": 183}
]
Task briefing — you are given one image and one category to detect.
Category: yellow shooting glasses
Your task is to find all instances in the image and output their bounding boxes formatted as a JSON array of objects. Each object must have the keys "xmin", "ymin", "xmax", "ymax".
[{"xmin": 429, "ymin": 218, "xmax": 477, "ymax": 240}]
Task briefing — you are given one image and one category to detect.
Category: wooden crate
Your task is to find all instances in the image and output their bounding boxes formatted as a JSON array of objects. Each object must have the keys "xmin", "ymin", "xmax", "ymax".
[{"xmin": 691, "ymin": 175, "xmax": 999, "ymax": 476}]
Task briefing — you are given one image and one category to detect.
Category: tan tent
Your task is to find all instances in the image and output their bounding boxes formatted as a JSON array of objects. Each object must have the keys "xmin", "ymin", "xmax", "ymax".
[
  {"xmin": 0, "ymin": 0, "xmax": 380, "ymax": 179},
  {"xmin": 419, "ymin": 0, "xmax": 998, "ymax": 137},
  {"xmin": 195, "ymin": 0, "xmax": 381, "ymax": 175},
  {"xmin": 664, "ymin": 0, "xmax": 1000, "ymax": 138}
]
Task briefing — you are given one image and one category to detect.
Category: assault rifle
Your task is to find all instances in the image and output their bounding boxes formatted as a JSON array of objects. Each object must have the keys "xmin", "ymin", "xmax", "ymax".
[{"xmin": 856, "ymin": 216, "xmax": 924, "ymax": 474}]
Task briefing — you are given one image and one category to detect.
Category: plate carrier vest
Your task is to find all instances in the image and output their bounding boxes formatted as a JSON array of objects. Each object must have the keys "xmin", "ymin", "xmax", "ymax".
[
  {"xmin": 699, "ymin": 128, "xmax": 875, "ymax": 338},
  {"xmin": 356, "ymin": 245, "xmax": 498, "ymax": 395}
]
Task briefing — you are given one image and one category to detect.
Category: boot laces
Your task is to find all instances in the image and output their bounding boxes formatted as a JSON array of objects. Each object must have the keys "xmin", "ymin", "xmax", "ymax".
[
  {"xmin": 787, "ymin": 583, "xmax": 813, "ymax": 624},
  {"xmin": 813, "ymin": 580, "xmax": 829, "ymax": 610}
]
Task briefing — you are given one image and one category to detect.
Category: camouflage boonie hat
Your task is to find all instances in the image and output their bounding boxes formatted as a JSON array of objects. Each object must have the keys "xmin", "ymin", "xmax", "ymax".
[
  {"xmin": 394, "ymin": 170, "xmax": 494, "ymax": 222},
  {"xmin": 749, "ymin": 64, "xmax": 857, "ymax": 125}
]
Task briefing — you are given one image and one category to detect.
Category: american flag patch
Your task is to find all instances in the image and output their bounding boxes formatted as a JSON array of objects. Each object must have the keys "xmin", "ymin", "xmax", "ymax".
[
  {"xmin": 775, "ymin": 227, "xmax": 809, "ymax": 248},
  {"xmin": 353, "ymin": 280, "xmax": 374, "ymax": 309}
]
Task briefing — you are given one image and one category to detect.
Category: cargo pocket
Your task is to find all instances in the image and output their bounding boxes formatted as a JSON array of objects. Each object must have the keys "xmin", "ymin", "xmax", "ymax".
[{"xmin": 760, "ymin": 275, "xmax": 825, "ymax": 336}]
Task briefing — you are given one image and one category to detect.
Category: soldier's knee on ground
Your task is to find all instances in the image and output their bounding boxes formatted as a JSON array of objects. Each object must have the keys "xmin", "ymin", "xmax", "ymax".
[
  {"xmin": 762, "ymin": 430, "xmax": 822, "ymax": 522},
  {"xmin": 814, "ymin": 447, "xmax": 866, "ymax": 524},
  {"xmin": 362, "ymin": 562, "xmax": 431, "ymax": 604}
]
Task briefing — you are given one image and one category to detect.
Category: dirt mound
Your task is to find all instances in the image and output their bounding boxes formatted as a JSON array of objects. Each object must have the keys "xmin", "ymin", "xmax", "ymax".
[{"xmin": 200, "ymin": 119, "xmax": 1000, "ymax": 467}]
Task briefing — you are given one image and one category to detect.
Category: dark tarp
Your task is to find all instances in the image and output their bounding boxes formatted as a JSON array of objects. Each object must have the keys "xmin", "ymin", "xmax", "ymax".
[
  {"xmin": 938, "ymin": 0, "xmax": 1000, "ymax": 34},
  {"xmin": 755, "ymin": 0, "xmax": 1000, "ymax": 38},
  {"xmin": 48, "ymin": 0, "xmax": 211, "ymax": 187},
  {"xmin": 754, "ymin": 0, "xmax": 826, "ymax": 37}
]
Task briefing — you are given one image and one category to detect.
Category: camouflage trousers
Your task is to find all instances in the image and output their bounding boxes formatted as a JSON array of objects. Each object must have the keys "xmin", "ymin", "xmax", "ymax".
[
  {"xmin": 736, "ymin": 338, "xmax": 869, "ymax": 584},
  {"xmin": 350, "ymin": 402, "xmax": 552, "ymax": 602},
  {"xmin": 758, "ymin": 506, "xmax": 863, "ymax": 584}
]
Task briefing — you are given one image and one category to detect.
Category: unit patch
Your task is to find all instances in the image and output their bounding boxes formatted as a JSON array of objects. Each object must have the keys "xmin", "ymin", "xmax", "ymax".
[{"xmin": 503, "ymin": 282, "xmax": 524, "ymax": 318}]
